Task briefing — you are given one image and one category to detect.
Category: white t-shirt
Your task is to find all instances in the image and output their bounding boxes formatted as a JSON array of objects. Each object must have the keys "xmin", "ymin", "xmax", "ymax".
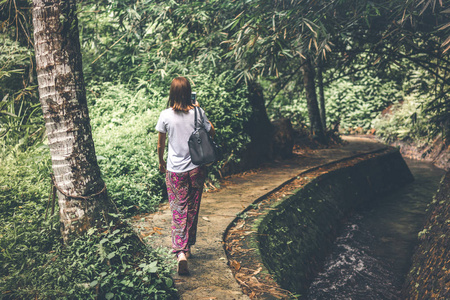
[{"xmin": 155, "ymin": 107, "xmax": 212, "ymax": 173}]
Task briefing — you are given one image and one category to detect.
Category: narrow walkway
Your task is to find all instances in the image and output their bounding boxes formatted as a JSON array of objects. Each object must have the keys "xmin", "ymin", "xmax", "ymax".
[{"xmin": 131, "ymin": 136, "xmax": 387, "ymax": 299}]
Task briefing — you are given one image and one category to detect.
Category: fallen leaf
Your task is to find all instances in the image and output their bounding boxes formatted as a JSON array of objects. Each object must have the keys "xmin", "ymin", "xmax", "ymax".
[
  {"xmin": 230, "ymin": 260, "xmax": 241, "ymax": 271},
  {"xmin": 252, "ymin": 267, "xmax": 262, "ymax": 275},
  {"xmin": 249, "ymin": 276, "xmax": 260, "ymax": 286},
  {"xmin": 235, "ymin": 221, "xmax": 245, "ymax": 229}
]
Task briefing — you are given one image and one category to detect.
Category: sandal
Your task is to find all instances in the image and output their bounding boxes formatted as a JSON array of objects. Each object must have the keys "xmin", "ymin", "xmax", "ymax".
[{"xmin": 177, "ymin": 252, "xmax": 189, "ymax": 275}]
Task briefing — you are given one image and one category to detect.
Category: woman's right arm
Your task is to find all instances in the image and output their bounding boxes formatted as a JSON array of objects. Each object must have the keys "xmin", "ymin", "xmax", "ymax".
[{"xmin": 157, "ymin": 132, "xmax": 167, "ymax": 173}]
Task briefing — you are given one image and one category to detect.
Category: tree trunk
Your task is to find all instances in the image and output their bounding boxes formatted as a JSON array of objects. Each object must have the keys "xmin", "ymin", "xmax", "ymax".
[
  {"xmin": 317, "ymin": 61, "xmax": 327, "ymax": 131},
  {"xmin": 300, "ymin": 57, "xmax": 326, "ymax": 143},
  {"xmin": 245, "ymin": 81, "xmax": 274, "ymax": 166},
  {"xmin": 32, "ymin": 0, "xmax": 117, "ymax": 242}
]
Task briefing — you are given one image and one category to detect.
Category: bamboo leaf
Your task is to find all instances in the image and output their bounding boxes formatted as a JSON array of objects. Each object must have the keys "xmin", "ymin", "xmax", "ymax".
[
  {"xmin": 0, "ymin": 111, "xmax": 17, "ymax": 117},
  {"xmin": 419, "ymin": 0, "xmax": 431, "ymax": 15},
  {"xmin": 438, "ymin": 23, "xmax": 450, "ymax": 31},
  {"xmin": 303, "ymin": 20, "xmax": 316, "ymax": 35},
  {"xmin": 442, "ymin": 36, "xmax": 450, "ymax": 53}
]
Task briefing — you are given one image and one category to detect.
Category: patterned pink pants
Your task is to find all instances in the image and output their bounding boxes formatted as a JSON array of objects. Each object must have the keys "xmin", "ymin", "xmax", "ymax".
[{"xmin": 166, "ymin": 167, "xmax": 206, "ymax": 254}]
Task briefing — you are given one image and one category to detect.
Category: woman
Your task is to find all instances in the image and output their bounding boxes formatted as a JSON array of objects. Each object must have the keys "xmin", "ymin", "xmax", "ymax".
[{"xmin": 155, "ymin": 77, "xmax": 215, "ymax": 275}]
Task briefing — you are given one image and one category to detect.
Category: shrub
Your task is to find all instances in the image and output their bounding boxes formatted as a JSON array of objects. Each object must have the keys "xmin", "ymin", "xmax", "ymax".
[
  {"xmin": 88, "ymin": 82, "xmax": 167, "ymax": 216},
  {"xmin": 372, "ymin": 67, "xmax": 444, "ymax": 144},
  {"xmin": 372, "ymin": 94, "xmax": 434, "ymax": 144}
]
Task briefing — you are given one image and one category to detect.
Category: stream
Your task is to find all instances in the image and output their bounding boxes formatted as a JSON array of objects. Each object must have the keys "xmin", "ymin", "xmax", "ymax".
[{"xmin": 307, "ymin": 159, "xmax": 446, "ymax": 300}]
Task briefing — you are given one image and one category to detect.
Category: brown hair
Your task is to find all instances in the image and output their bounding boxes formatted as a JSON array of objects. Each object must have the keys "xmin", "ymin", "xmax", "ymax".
[{"xmin": 169, "ymin": 77, "xmax": 192, "ymax": 112}]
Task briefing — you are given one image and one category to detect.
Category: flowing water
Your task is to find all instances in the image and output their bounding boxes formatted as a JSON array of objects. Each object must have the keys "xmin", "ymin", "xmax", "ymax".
[{"xmin": 307, "ymin": 159, "xmax": 446, "ymax": 300}]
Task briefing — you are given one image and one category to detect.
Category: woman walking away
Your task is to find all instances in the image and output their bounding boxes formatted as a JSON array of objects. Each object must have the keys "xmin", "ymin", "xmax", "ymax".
[{"xmin": 155, "ymin": 77, "xmax": 215, "ymax": 275}]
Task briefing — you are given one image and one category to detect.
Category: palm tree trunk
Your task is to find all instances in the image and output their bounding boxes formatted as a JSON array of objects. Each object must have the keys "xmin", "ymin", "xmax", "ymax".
[{"xmin": 32, "ymin": 0, "xmax": 117, "ymax": 242}]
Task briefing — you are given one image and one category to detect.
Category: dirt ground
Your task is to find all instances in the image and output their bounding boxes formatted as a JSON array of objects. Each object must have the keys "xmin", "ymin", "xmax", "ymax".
[{"xmin": 130, "ymin": 136, "xmax": 387, "ymax": 300}]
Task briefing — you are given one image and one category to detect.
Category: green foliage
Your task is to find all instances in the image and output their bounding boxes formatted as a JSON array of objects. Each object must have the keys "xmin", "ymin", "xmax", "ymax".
[
  {"xmin": 0, "ymin": 145, "xmax": 58, "ymax": 297},
  {"xmin": 185, "ymin": 70, "xmax": 252, "ymax": 178},
  {"xmin": 266, "ymin": 91, "xmax": 309, "ymax": 128},
  {"xmin": 0, "ymin": 146, "xmax": 176, "ymax": 299},
  {"xmin": 0, "ymin": 36, "xmax": 43, "ymax": 148},
  {"xmin": 372, "ymin": 95, "xmax": 429, "ymax": 143},
  {"xmin": 88, "ymin": 82, "xmax": 167, "ymax": 215},
  {"xmin": 265, "ymin": 66, "xmax": 402, "ymax": 131},
  {"xmin": 0, "ymin": 145, "xmax": 51, "ymax": 220},
  {"xmin": 1, "ymin": 223, "xmax": 176, "ymax": 299},
  {"xmin": 78, "ymin": 0, "xmax": 232, "ymax": 83},
  {"xmin": 0, "ymin": 38, "xmax": 30, "ymax": 88},
  {"xmin": 77, "ymin": 0, "xmax": 253, "ymax": 195},
  {"xmin": 325, "ymin": 68, "xmax": 402, "ymax": 130},
  {"xmin": 372, "ymin": 67, "xmax": 446, "ymax": 143},
  {"xmin": 78, "ymin": 1, "xmax": 130, "ymax": 82},
  {"xmin": 49, "ymin": 226, "xmax": 176, "ymax": 300}
]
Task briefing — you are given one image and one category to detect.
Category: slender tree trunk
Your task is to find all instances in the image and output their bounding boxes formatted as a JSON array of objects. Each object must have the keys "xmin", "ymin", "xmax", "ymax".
[
  {"xmin": 300, "ymin": 57, "xmax": 326, "ymax": 143},
  {"xmin": 317, "ymin": 61, "xmax": 327, "ymax": 131},
  {"xmin": 32, "ymin": 0, "xmax": 117, "ymax": 242}
]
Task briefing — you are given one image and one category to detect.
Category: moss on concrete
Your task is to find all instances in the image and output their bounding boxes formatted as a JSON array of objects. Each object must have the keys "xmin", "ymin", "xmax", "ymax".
[
  {"xmin": 257, "ymin": 149, "xmax": 414, "ymax": 295},
  {"xmin": 402, "ymin": 171, "xmax": 450, "ymax": 299}
]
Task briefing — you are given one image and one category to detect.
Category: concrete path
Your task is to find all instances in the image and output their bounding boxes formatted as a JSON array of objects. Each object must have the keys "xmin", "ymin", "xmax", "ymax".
[{"xmin": 130, "ymin": 136, "xmax": 387, "ymax": 299}]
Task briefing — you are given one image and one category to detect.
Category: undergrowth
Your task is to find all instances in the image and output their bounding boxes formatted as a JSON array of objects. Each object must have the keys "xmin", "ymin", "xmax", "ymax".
[
  {"xmin": 372, "ymin": 95, "xmax": 433, "ymax": 144},
  {"xmin": 0, "ymin": 144, "xmax": 176, "ymax": 299},
  {"xmin": 87, "ymin": 81, "xmax": 167, "ymax": 216}
]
